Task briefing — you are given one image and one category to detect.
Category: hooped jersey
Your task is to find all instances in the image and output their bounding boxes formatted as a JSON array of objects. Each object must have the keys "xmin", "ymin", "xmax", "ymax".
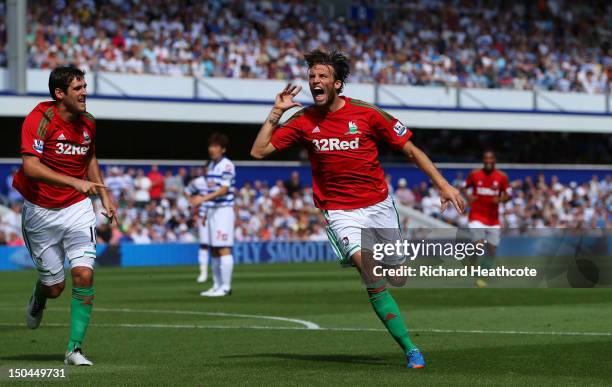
[{"xmin": 186, "ymin": 157, "xmax": 235, "ymax": 215}]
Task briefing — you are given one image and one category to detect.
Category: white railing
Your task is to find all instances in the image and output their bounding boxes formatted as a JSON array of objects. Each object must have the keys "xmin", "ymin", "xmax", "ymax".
[
  {"xmin": 1, "ymin": 69, "xmax": 611, "ymax": 132},
  {"xmin": 0, "ymin": 69, "xmax": 610, "ymax": 114}
]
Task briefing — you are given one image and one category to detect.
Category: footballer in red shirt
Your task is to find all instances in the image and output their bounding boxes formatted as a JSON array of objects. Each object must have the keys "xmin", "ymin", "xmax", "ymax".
[
  {"xmin": 16, "ymin": 66, "xmax": 116, "ymax": 366},
  {"xmin": 464, "ymin": 150, "xmax": 511, "ymax": 253},
  {"xmin": 464, "ymin": 150, "xmax": 511, "ymax": 288},
  {"xmin": 251, "ymin": 49, "xmax": 464, "ymax": 369}
]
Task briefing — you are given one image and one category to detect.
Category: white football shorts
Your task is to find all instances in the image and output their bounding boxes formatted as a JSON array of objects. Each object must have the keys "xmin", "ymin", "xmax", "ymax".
[
  {"xmin": 468, "ymin": 220, "xmax": 501, "ymax": 247},
  {"xmin": 22, "ymin": 198, "xmax": 96, "ymax": 285},
  {"xmin": 323, "ymin": 195, "xmax": 404, "ymax": 266},
  {"xmin": 199, "ymin": 206, "xmax": 235, "ymax": 247}
]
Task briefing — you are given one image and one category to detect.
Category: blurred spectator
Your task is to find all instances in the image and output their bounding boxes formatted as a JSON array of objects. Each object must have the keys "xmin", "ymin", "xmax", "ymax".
[
  {"xmin": 148, "ymin": 164, "xmax": 164, "ymax": 202},
  {"xmin": 284, "ymin": 171, "xmax": 303, "ymax": 197},
  {"xmin": 133, "ymin": 168, "xmax": 151, "ymax": 208},
  {"xmin": 6, "ymin": 231, "xmax": 25, "ymax": 246},
  {"xmin": 421, "ymin": 188, "xmax": 441, "ymax": 218},
  {"xmin": 105, "ymin": 166, "xmax": 124, "ymax": 201},
  {"xmin": 451, "ymin": 172, "xmax": 464, "ymax": 188},
  {"xmin": 269, "ymin": 180, "xmax": 286, "ymax": 198},
  {"xmin": 5, "ymin": 169, "xmax": 22, "ymax": 205},
  {"xmin": 394, "ymin": 178, "xmax": 415, "ymax": 208},
  {"xmin": 164, "ymin": 169, "xmax": 184, "ymax": 202}
]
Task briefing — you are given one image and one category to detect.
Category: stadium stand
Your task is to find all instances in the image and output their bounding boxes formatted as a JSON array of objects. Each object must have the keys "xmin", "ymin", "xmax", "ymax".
[{"xmin": 0, "ymin": 0, "xmax": 609, "ymax": 93}]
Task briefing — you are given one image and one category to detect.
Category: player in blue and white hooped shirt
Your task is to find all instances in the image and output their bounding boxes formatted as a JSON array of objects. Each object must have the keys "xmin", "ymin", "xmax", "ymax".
[{"xmin": 187, "ymin": 133, "xmax": 236, "ymax": 297}]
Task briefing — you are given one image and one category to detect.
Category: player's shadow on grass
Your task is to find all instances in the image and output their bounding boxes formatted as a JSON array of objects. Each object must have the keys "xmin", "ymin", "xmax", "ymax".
[
  {"xmin": 224, "ymin": 353, "xmax": 387, "ymax": 365},
  {"xmin": 0, "ymin": 354, "xmax": 62, "ymax": 362}
]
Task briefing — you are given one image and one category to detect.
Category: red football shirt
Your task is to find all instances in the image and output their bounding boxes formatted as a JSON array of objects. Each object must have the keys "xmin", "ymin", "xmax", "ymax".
[
  {"xmin": 464, "ymin": 168, "xmax": 510, "ymax": 226},
  {"xmin": 148, "ymin": 170, "xmax": 164, "ymax": 200},
  {"xmin": 270, "ymin": 96, "xmax": 412, "ymax": 210},
  {"xmin": 13, "ymin": 101, "xmax": 96, "ymax": 209}
]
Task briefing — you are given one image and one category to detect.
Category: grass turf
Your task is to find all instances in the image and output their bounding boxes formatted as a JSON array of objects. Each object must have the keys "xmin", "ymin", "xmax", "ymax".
[{"xmin": 1, "ymin": 263, "xmax": 611, "ymax": 386}]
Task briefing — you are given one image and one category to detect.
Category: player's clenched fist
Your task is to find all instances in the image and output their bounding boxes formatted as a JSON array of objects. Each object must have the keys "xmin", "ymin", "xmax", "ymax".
[{"xmin": 73, "ymin": 180, "xmax": 107, "ymax": 196}]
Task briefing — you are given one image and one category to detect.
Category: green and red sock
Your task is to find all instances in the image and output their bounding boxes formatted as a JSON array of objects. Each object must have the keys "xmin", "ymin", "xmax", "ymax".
[{"xmin": 368, "ymin": 287, "xmax": 418, "ymax": 355}]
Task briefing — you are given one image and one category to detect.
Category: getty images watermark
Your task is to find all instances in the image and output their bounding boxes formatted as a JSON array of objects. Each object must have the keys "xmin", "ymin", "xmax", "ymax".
[
  {"xmin": 359, "ymin": 228, "xmax": 611, "ymax": 288},
  {"xmin": 371, "ymin": 239, "xmax": 537, "ymax": 278}
]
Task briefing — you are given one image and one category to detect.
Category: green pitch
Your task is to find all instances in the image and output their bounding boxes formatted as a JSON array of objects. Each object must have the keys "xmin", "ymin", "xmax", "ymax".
[{"xmin": 1, "ymin": 263, "xmax": 611, "ymax": 385}]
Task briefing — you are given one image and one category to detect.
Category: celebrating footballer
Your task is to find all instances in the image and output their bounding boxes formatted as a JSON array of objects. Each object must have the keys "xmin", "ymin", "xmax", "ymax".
[{"xmin": 251, "ymin": 49, "xmax": 464, "ymax": 369}]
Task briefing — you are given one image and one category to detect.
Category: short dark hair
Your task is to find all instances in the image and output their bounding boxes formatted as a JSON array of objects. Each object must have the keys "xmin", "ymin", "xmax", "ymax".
[
  {"xmin": 208, "ymin": 133, "xmax": 229, "ymax": 149},
  {"xmin": 304, "ymin": 49, "xmax": 350, "ymax": 93},
  {"xmin": 49, "ymin": 66, "xmax": 85, "ymax": 100}
]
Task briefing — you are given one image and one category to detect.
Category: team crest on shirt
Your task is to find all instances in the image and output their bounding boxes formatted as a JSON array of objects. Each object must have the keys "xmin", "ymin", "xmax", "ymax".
[
  {"xmin": 393, "ymin": 121, "xmax": 407, "ymax": 136},
  {"xmin": 345, "ymin": 121, "xmax": 361, "ymax": 135},
  {"xmin": 82, "ymin": 131, "xmax": 91, "ymax": 145},
  {"xmin": 33, "ymin": 139, "xmax": 44, "ymax": 153}
]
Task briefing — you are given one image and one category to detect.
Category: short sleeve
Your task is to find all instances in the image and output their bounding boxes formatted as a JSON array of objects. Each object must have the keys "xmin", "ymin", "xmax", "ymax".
[
  {"xmin": 81, "ymin": 112, "xmax": 96, "ymax": 156},
  {"xmin": 370, "ymin": 108, "xmax": 412, "ymax": 150},
  {"xmin": 220, "ymin": 162, "xmax": 235, "ymax": 187},
  {"xmin": 20, "ymin": 111, "xmax": 47, "ymax": 157},
  {"xmin": 270, "ymin": 109, "xmax": 305, "ymax": 152}
]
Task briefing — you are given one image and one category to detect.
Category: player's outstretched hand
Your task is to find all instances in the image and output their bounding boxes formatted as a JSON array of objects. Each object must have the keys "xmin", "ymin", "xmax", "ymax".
[
  {"xmin": 273, "ymin": 83, "xmax": 302, "ymax": 112},
  {"xmin": 440, "ymin": 184, "xmax": 465, "ymax": 214},
  {"xmin": 74, "ymin": 180, "xmax": 107, "ymax": 196}
]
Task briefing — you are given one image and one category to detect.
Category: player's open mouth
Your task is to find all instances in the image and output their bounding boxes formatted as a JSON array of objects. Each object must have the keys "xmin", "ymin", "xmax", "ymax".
[{"xmin": 312, "ymin": 87, "xmax": 325, "ymax": 101}]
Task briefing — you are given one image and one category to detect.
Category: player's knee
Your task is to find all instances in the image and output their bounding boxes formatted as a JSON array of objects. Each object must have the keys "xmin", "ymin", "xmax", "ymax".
[
  {"xmin": 71, "ymin": 267, "xmax": 94, "ymax": 287},
  {"xmin": 45, "ymin": 282, "xmax": 65, "ymax": 298},
  {"xmin": 386, "ymin": 268, "xmax": 408, "ymax": 287}
]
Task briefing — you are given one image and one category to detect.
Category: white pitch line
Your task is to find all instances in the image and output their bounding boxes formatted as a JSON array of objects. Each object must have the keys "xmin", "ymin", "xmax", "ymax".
[
  {"xmin": 90, "ymin": 307, "xmax": 321, "ymax": 330},
  {"xmin": 0, "ymin": 306, "xmax": 320, "ymax": 330},
  {"xmin": 1, "ymin": 322, "xmax": 611, "ymax": 337}
]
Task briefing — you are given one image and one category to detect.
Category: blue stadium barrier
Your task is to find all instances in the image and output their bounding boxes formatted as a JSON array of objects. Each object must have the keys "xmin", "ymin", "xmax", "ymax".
[
  {"xmin": 121, "ymin": 241, "xmax": 338, "ymax": 266},
  {"xmin": 0, "ymin": 241, "xmax": 339, "ymax": 271}
]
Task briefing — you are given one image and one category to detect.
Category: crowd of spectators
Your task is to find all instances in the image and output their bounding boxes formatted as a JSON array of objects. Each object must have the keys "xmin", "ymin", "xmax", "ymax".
[
  {"xmin": 0, "ymin": 165, "xmax": 610, "ymax": 246},
  {"xmin": 397, "ymin": 172, "xmax": 611, "ymax": 231},
  {"xmin": 0, "ymin": 0, "xmax": 610, "ymax": 93}
]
